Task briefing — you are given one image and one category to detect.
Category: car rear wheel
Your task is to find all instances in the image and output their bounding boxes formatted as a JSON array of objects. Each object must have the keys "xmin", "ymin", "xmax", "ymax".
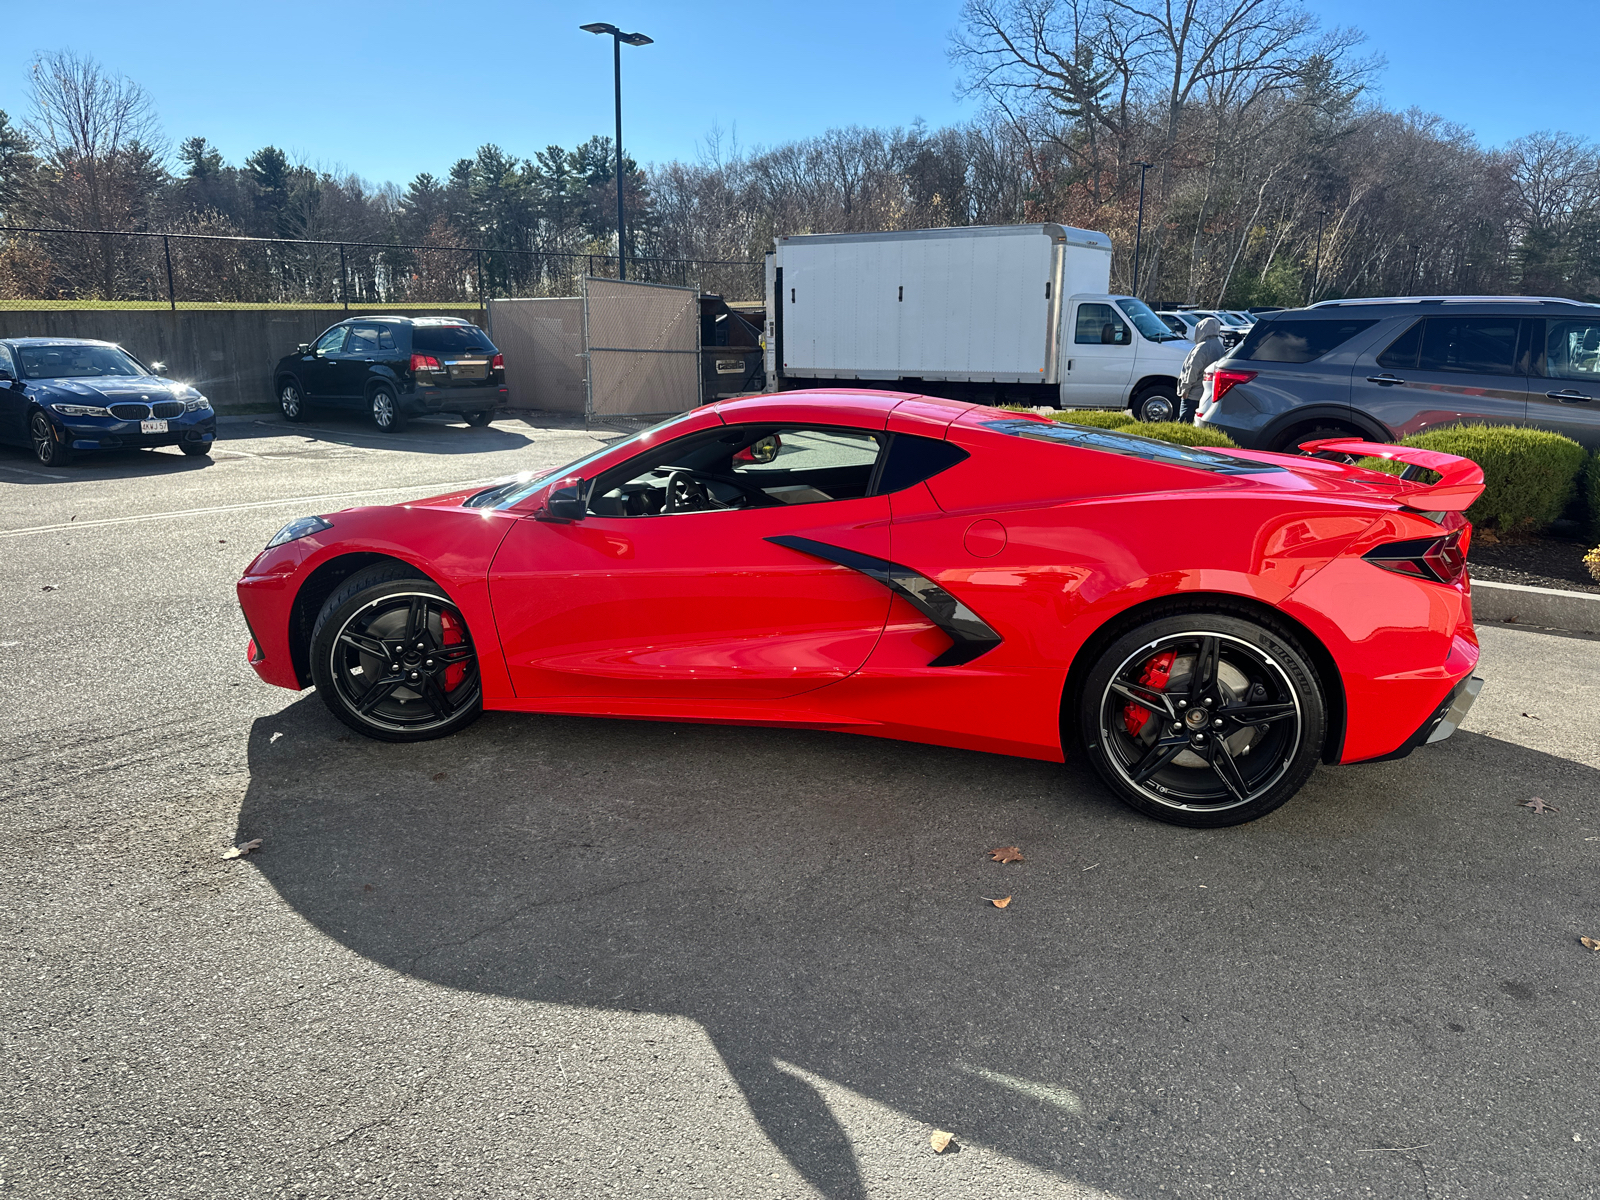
[
  {"xmin": 1132, "ymin": 385, "xmax": 1180, "ymax": 423},
  {"xmin": 370, "ymin": 386, "xmax": 406, "ymax": 432},
  {"xmin": 31, "ymin": 411, "xmax": 72, "ymax": 467},
  {"xmin": 463, "ymin": 410, "xmax": 495, "ymax": 427},
  {"xmin": 1271, "ymin": 422, "xmax": 1363, "ymax": 454},
  {"xmin": 309, "ymin": 564, "xmax": 483, "ymax": 742},
  {"xmin": 279, "ymin": 381, "xmax": 308, "ymax": 423},
  {"xmin": 1077, "ymin": 608, "xmax": 1325, "ymax": 827}
]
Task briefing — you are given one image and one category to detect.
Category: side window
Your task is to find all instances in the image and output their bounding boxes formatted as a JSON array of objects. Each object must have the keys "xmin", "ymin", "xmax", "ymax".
[
  {"xmin": 587, "ymin": 425, "xmax": 886, "ymax": 517},
  {"xmin": 875, "ymin": 434, "xmax": 969, "ymax": 493},
  {"xmin": 1417, "ymin": 317, "xmax": 1519, "ymax": 376},
  {"xmin": 1074, "ymin": 303, "xmax": 1130, "ymax": 346},
  {"xmin": 1376, "ymin": 320, "xmax": 1422, "ymax": 370},
  {"xmin": 314, "ymin": 326, "xmax": 348, "ymax": 354},
  {"xmin": 377, "ymin": 325, "xmax": 399, "ymax": 353},
  {"xmin": 344, "ymin": 326, "xmax": 381, "ymax": 354},
  {"xmin": 1542, "ymin": 319, "xmax": 1600, "ymax": 381},
  {"xmin": 0, "ymin": 344, "xmax": 14, "ymax": 376}
]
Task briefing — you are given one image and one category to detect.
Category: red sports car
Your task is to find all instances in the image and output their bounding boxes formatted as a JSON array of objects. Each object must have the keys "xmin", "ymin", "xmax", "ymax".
[{"xmin": 237, "ymin": 391, "xmax": 1485, "ymax": 827}]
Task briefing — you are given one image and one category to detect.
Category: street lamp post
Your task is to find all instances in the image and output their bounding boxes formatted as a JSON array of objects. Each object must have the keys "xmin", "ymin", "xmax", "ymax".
[
  {"xmin": 580, "ymin": 22, "xmax": 653, "ymax": 281},
  {"xmin": 1309, "ymin": 208, "xmax": 1328, "ymax": 303},
  {"xmin": 1131, "ymin": 161, "xmax": 1153, "ymax": 298}
]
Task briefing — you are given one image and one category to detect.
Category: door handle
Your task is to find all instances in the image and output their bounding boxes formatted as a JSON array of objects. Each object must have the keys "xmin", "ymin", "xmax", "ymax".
[
  {"xmin": 1547, "ymin": 389, "xmax": 1593, "ymax": 402},
  {"xmin": 1366, "ymin": 373, "xmax": 1404, "ymax": 385}
]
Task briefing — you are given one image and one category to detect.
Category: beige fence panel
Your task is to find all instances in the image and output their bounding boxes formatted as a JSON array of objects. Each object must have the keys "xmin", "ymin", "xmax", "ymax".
[
  {"xmin": 486, "ymin": 297, "xmax": 585, "ymax": 413},
  {"xmin": 582, "ymin": 277, "xmax": 701, "ymax": 425}
]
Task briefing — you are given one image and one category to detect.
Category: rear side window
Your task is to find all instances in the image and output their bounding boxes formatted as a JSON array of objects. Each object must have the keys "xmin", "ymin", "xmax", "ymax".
[
  {"xmin": 412, "ymin": 324, "xmax": 495, "ymax": 354},
  {"xmin": 876, "ymin": 434, "xmax": 969, "ymax": 493},
  {"xmin": 1416, "ymin": 316, "xmax": 1518, "ymax": 376},
  {"xmin": 1238, "ymin": 319, "xmax": 1376, "ymax": 363},
  {"xmin": 982, "ymin": 419, "xmax": 1279, "ymax": 475}
]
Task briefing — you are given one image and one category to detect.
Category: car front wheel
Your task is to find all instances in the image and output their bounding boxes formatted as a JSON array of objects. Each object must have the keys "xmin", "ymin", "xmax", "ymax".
[
  {"xmin": 279, "ymin": 381, "xmax": 308, "ymax": 423},
  {"xmin": 1077, "ymin": 607, "xmax": 1325, "ymax": 827},
  {"xmin": 309, "ymin": 564, "xmax": 483, "ymax": 742},
  {"xmin": 463, "ymin": 410, "xmax": 495, "ymax": 427},
  {"xmin": 31, "ymin": 411, "xmax": 72, "ymax": 467}
]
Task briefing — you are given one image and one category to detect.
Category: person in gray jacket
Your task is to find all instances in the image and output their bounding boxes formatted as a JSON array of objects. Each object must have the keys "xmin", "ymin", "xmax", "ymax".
[{"xmin": 1177, "ymin": 316, "xmax": 1227, "ymax": 423}]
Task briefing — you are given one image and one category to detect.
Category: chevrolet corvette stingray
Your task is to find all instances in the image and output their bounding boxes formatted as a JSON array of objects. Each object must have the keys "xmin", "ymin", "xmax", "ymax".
[{"xmin": 237, "ymin": 391, "xmax": 1485, "ymax": 827}]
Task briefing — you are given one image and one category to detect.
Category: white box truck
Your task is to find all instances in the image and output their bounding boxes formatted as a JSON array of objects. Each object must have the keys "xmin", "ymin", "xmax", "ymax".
[{"xmin": 763, "ymin": 224, "xmax": 1192, "ymax": 419}]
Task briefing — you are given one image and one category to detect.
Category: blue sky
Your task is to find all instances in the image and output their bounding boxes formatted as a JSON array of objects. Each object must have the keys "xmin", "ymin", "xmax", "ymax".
[{"xmin": 0, "ymin": 0, "xmax": 1590, "ymax": 188}]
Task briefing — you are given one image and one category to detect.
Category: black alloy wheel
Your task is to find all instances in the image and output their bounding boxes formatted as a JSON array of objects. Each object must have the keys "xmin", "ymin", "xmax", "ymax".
[
  {"xmin": 1273, "ymin": 423, "xmax": 1362, "ymax": 454},
  {"xmin": 309, "ymin": 565, "xmax": 482, "ymax": 741},
  {"xmin": 463, "ymin": 410, "xmax": 495, "ymax": 427},
  {"xmin": 369, "ymin": 386, "xmax": 406, "ymax": 432},
  {"xmin": 279, "ymin": 381, "xmax": 308, "ymax": 423},
  {"xmin": 1078, "ymin": 609, "xmax": 1325, "ymax": 827},
  {"xmin": 31, "ymin": 411, "xmax": 72, "ymax": 467},
  {"xmin": 179, "ymin": 443, "xmax": 211, "ymax": 458}
]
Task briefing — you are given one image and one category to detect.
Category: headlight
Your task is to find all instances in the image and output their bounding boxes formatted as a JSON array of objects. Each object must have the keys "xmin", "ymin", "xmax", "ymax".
[
  {"xmin": 50, "ymin": 403, "xmax": 110, "ymax": 417},
  {"xmin": 185, "ymin": 395, "xmax": 212, "ymax": 412},
  {"xmin": 265, "ymin": 515, "xmax": 333, "ymax": 549}
]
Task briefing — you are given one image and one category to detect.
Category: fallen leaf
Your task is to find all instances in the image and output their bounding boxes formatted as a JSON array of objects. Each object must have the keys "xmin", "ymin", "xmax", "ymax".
[
  {"xmin": 988, "ymin": 846, "xmax": 1024, "ymax": 864},
  {"xmin": 432, "ymin": 772, "xmax": 447, "ymax": 781},
  {"xmin": 41, "ymin": 584, "xmax": 58, "ymax": 592},
  {"xmin": 1521, "ymin": 712, "xmax": 1541, "ymax": 720},
  {"xmin": 929, "ymin": 1130, "xmax": 954, "ymax": 1153},
  {"xmin": 222, "ymin": 838, "xmax": 262, "ymax": 860},
  {"xmin": 1520, "ymin": 798, "xmax": 1558, "ymax": 815},
  {"xmin": 1581, "ymin": 937, "xmax": 1600, "ymax": 952},
  {"xmin": 984, "ymin": 896, "xmax": 1012, "ymax": 909}
]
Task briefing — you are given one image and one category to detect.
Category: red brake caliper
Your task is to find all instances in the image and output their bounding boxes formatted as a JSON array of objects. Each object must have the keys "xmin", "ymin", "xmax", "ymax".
[
  {"xmin": 439, "ymin": 610, "xmax": 467, "ymax": 691},
  {"xmin": 1122, "ymin": 650, "xmax": 1176, "ymax": 736}
]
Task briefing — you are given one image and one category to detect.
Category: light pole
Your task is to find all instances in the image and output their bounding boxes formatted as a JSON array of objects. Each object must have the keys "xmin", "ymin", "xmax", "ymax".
[
  {"xmin": 1131, "ymin": 161, "xmax": 1153, "ymax": 298},
  {"xmin": 1309, "ymin": 207, "xmax": 1328, "ymax": 303},
  {"xmin": 580, "ymin": 21, "xmax": 653, "ymax": 281}
]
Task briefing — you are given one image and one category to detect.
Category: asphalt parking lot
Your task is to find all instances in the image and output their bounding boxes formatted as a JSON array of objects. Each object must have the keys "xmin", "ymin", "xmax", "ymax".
[{"xmin": 2, "ymin": 413, "xmax": 1597, "ymax": 1200}]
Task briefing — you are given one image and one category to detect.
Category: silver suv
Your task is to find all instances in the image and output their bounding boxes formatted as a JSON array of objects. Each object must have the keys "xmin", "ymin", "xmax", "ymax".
[{"xmin": 1196, "ymin": 296, "xmax": 1600, "ymax": 451}]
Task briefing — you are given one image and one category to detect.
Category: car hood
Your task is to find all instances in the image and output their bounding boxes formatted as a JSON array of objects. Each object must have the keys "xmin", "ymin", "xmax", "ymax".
[{"xmin": 31, "ymin": 376, "xmax": 188, "ymax": 402}]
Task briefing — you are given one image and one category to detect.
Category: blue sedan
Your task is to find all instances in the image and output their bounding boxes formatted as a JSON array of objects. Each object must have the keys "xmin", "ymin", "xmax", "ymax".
[{"xmin": 0, "ymin": 338, "xmax": 216, "ymax": 467}]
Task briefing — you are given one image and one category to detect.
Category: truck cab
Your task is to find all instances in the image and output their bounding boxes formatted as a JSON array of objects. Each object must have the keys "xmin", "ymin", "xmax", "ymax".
[{"xmin": 1061, "ymin": 294, "xmax": 1191, "ymax": 419}]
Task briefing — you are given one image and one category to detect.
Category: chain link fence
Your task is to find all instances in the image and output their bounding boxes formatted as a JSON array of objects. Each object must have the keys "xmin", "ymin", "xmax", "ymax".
[{"xmin": 0, "ymin": 225, "xmax": 763, "ymax": 310}]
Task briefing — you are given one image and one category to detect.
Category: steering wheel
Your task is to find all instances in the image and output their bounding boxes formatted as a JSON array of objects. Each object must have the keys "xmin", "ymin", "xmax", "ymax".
[{"xmin": 659, "ymin": 468, "xmax": 777, "ymax": 512}]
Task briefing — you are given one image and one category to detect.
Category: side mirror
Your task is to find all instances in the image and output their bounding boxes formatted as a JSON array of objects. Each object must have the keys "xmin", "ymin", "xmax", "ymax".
[
  {"xmin": 539, "ymin": 483, "xmax": 587, "ymax": 523},
  {"xmin": 733, "ymin": 434, "xmax": 782, "ymax": 465},
  {"xmin": 0, "ymin": 368, "xmax": 14, "ymax": 384},
  {"xmin": 297, "ymin": 343, "xmax": 312, "ymax": 355},
  {"xmin": 149, "ymin": 361, "xmax": 167, "ymax": 374}
]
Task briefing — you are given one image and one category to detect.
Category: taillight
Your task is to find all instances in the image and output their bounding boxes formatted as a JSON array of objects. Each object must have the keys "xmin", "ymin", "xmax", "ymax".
[
  {"xmin": 410, "ymin": 353, "xmax": 441, "ymax": 373},
  {"xmin": 1210, "ymin": 367, "xmax": 1257, "ymax": 402},
  {"xmin": 491, "ymin": 353, "xmax": 504, "ymax": 369},
  {"xmin": 1362, "ymin": 531, "xmax": 1467, "ymax": 586}
]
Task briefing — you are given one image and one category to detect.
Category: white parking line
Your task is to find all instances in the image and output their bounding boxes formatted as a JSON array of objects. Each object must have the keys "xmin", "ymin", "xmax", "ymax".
[
  {"xmin": 0, "ymin": 478, "xmax": 500, "ymax": 539},
  {"xmin": 0, "ymin": 463, "xmax": 69, "ymax": 480}
]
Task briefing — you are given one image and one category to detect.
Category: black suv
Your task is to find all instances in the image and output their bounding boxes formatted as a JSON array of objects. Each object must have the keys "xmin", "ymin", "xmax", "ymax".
[
  {"xmin": 273, "ymin": 316, "xmax": 508, "ymax": 431},
  {"xmin": 1196, "ymin": 297, "xmax": 1600, "ymax": 451}
]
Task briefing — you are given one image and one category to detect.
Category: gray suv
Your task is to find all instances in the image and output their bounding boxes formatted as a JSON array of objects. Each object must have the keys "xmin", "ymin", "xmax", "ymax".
[{"xmin": 1196, "ymin": 297, "xmax": 1600, "ymax": 451}]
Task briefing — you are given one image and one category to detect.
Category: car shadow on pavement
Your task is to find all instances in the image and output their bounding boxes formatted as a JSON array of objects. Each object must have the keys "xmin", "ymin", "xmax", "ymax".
[
  {"xmin": 0, "ymin": 443, "xmax": 215, "ymax": 483},
  {"xmin": 223, "ymin": 414, "xmax": 537, "ymax": 454},
  {"xmin": 237, "ymin": 698, "xmax": 1600, "ymax": 1199}
]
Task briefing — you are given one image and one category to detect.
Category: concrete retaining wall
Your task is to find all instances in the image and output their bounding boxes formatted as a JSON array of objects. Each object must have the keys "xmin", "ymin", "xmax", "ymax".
[
  {"xmin": 0, "ymin": 306, "xmax": 481, "ymax": 412},
  {"xmin": 1472, "ymin": 579, "xmax": 1600, "ymax": 634}
]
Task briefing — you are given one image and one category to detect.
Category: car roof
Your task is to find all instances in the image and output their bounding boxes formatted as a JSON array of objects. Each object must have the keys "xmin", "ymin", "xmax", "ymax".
[
  {"xmin": 1, "ymin": 337, "xmax": 122, "ymax": 347},
  {"xmin": 334, "ymin": 316, "xmax": 476, "ymax": 326},
  {"xmin": 1304, "ymin": 295, "xmax": 1600, "ymax": 313}
]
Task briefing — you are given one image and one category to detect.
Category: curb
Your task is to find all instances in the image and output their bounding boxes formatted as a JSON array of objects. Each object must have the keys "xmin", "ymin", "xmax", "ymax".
[{"xmin": 1472, "ymin": 579, "xmax": 1600, "ymax": 634}]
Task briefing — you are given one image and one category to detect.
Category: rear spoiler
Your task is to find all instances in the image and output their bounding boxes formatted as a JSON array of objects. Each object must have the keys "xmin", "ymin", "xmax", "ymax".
[{"xmin": 1298, "ymin": 438, "xmax": 1485, "ymax": 512}]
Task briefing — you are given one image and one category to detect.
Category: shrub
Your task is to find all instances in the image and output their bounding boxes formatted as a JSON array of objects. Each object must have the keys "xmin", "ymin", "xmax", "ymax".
[
  {"xmin": 1049, "ymin": 409, "xmax": 1139, "ymax": 429},
  {"xmin": 1585, "ymin": 451, "xmax": 1600, "ymax": 540},
  {"xmin": 1385, "ymin": 425, "xmax": 1587, "ymax": 534},
  {"xmin": 1132, "ymin": 421, "xmax": 1238, "ymax": 448}
]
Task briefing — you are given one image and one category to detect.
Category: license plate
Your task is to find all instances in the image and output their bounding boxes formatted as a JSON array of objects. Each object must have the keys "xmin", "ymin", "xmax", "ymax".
[
  {"xmin": 716, "ymin": 359, "xmax": 746, "ymax": 373},
  {"xmin": 448, "ymin": 361, "xmax": 487, "ymax": 380},
  {"xmin": 141, "ymin": 419, "xmax": 168, "ymax": 433}
]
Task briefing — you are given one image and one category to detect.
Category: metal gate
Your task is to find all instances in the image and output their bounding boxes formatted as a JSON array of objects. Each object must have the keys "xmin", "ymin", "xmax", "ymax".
[
  {"xmin": 582, "ymin": 276, "xmax": 701, "ymax": 428},
  {"xmin": 485, "ymin": 297, "xmax": 586, "ymax": 413}
]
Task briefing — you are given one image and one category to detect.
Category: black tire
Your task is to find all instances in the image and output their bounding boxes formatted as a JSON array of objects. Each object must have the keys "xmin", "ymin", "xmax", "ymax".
[
  {"xmin": 369, "ymin": 386, "xmax": 406, "ymax": 432},
  {"xmin": 279, "ymin": 380, "xmax": 308, "ymax": 423},
  {"xmin": 179, "ymin": 442, "xmax": 211, "ymax": 457},
  {"xmin": 463, "ymin": 410, "xmax": 495, "ymax": 427},
  {"xmin": 1271, "ymin": 422, "xmax": 1364, "ymax": 454},
  {"xmin": 308, "ymin": 563, "xmax": 483, "ymax": 742},
  {"xmin": 1077, "ymin": 606, "xmax": 1325, "ymax": 827},
  {"xmin": 1132, "ymin": 385, "xmax": 1180, "ymax": 423},
  {"xmin": 30, "ymin": 410, "xmax": 72, "ymax": 467}
]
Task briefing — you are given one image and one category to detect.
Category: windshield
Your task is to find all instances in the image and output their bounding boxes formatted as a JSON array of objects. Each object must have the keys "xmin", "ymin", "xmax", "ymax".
[
  {"xmin": 463, "ymin": 410, "xmax": 710, "ymax": 509},
  {"xmin": 1116, "ymin": 298, "xmax": 1183, "ymax": 342},
  {"xmin": 17, "ymin": 343, "xmax": 147, "ymax": 379}
]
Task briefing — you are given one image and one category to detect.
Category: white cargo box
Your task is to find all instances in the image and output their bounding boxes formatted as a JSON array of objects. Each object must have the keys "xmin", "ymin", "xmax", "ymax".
[{"xmin": 768, "ymin": 224, "xmax": 1112, "ymax": 385}]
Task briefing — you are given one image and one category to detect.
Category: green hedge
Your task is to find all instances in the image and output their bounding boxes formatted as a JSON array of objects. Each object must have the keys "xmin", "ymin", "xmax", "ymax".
[
  {"xmin": 1048, "ymin": 409, "xmax": 1140, "ymax": 429},
  {"xmin": 1585, "ymin": 452, "xmax": 1600, "ymax": 540},
  {"xmin": 1364, "ymin": 425, "xmax": 1587, "ymax": 533}
]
